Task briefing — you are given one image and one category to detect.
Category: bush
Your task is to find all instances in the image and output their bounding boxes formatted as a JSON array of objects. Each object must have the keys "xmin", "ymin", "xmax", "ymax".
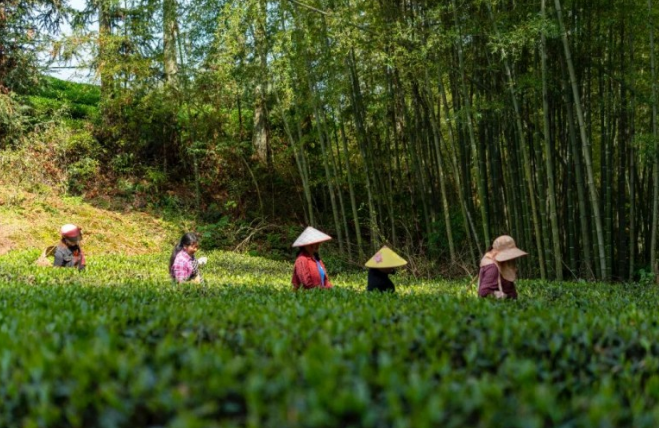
[
  {"xmin": 2, "ymin": 250, "xmax": 659, "ymax": 426},
  {"xmin": 0, "ymin": 93, "xmax": 29, "ymax": 146},
  {"xmin": 67, "ymin": 158, "xmax": 100, "ymax": 194}
]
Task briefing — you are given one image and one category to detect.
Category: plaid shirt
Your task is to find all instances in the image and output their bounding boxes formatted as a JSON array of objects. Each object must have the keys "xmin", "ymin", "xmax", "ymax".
[{"xmin": 171, "ymin": 250, "xmax": 197, "ymax": 282}]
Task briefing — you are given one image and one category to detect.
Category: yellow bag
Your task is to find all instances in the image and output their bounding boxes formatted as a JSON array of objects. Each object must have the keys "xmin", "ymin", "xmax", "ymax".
[{"xmin": 35, "ymin": 244, "xmax": 58, "ymax": 267}]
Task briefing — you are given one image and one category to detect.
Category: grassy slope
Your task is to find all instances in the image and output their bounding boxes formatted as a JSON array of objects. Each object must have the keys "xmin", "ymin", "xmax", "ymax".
[
  {"xmin": 23, "ymin": 76, "xmax": 100, "ymax": 122},
  {"xmin": 1, "ymin": 77, "xmax": 188, "ymax": 256},
  {"xmin": 0, "ymin": 186, "xmax": 182, "ymax": 256}
]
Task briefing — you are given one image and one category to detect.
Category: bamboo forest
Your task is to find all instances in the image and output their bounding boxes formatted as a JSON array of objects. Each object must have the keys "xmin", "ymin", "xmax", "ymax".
[{"xmin": 2, "ymin": 0, "xmax": 659, "ymax": 279}]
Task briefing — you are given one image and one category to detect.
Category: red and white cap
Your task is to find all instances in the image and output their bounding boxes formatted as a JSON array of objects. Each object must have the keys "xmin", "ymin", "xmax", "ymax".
[
  {"xmin": 292, "ymin": 226, "xmax": 332, "ymax": 247},
  {"xmin": 60, "ymin": 224, "xmax": 82, "ymax": 238}
]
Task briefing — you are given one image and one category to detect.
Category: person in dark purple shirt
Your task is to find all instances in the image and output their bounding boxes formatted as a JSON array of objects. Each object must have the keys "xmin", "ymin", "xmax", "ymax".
[{"xmin": 478, "ymin": 235, "xmax": 527, "ymax": 299}]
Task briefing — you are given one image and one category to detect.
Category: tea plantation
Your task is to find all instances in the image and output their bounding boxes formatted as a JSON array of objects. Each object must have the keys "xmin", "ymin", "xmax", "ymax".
[{"xmin": 1, "ymin": 250, "xmax": 659, "ymax": 427}]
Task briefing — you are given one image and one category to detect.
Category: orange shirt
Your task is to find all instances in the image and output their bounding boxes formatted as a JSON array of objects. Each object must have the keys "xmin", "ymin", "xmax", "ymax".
[{"xmin": 291, "ymin": 251, "xmax": 333, "ymax": 290}]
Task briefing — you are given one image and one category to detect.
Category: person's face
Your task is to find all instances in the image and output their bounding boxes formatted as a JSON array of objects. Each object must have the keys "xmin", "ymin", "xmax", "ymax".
[
  {"xmin": 184, "ymin": 242, "xmax": 199, "ymax": 256},
  {"xmin": 64, "ymin": 235, "xmax": 81, "ymax": 246},
  {"xmin": 506, "ymin": 259, "xmax": 518, "ymax": 271},
  {"xmin": 304, "ymin": 243, "xmax": 320, "ymax": 254},
  {"xmin": 500, "ymin": 259, "xmax": 518, "ymax": 281}
]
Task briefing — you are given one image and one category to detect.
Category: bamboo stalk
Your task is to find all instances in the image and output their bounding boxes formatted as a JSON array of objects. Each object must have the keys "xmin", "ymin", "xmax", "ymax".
[
  {"xmin": 555, "ymin": 0, "xmax": 607, "ymax": 279},
  {"xmin": 541, "ymin": 0, "xmax": 564, "ymax": 280},
  {"xmin": 649, "ymin": 0, "xmax": 659, "ymax": 277},
  {"xmin": 451, "ymin": 0, "xmax": 490, "ymax": 249}
]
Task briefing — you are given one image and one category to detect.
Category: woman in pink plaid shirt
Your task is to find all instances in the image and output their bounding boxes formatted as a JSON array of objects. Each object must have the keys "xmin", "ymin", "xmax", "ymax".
[{"xmin": 169, "ymin": 233, "xmax": 206, "ymax": 283}]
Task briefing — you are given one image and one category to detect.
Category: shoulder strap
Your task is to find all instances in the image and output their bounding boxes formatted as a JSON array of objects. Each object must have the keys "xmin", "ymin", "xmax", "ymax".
[{"xmin": 481, "ymin": 255, "xmax": 504, "ymax": 294}]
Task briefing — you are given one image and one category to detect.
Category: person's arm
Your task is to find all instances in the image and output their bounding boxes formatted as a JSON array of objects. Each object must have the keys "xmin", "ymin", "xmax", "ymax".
[
  {"xmin": 291, "ymin": 270, "xmax": 301, "ymax": 290},
  {"xmin": 77, "ymin": 250, "xmax": 86, "ymax": 270},
  {"xmin": 477, "ymin": 265, "xmax": 499, "ymax": 297}
]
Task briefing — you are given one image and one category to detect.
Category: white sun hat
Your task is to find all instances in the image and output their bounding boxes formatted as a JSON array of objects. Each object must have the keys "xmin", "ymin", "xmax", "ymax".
[
  {"xmin": 292, "ymin": 226, "xmax": 332, "ymax": 247},
  {"xmin": 60, "ymin": 224, "xmax": 82, "ymax": 238}
]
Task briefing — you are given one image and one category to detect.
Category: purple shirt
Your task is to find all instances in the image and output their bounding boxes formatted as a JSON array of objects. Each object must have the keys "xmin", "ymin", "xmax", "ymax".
[
  {"xmin": 171, "ymin": 250, "xmax": 194, "ymax": 282},
  {"xmin": 478, "ymin": 264, "xmax": 518, "ymax": 299}
]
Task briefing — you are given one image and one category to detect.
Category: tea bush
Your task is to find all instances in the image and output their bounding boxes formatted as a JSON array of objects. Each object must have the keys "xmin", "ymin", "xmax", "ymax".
[{"xmin": 1, "ymin": 250, "xmax": 659, "ymax": 427}]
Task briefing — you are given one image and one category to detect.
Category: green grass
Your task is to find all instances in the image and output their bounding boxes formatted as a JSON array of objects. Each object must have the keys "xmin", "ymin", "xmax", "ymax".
[
  {"xmin": 21, "ymin": 77, "xmax": 100, "ymax": 123},
  {"xmin": 27, "ymin": 76, "xmax": 100, "ymax": 107},
  {"xmin": 1, "ymin": 249, "xmax": 658, "ymax": 427}
]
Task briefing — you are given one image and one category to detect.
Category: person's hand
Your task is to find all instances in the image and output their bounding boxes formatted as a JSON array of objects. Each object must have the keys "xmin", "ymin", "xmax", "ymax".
[
  {"xmin": 198, "ymin": 256, "xmax": 208, "ymax": 266},
  {"xmin": 191, "ymin": 276, "xmax": 202, "ymax": 284}
]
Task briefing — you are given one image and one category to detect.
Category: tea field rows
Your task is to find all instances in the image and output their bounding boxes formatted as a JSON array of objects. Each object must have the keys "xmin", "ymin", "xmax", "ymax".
[{"xmin": 1, "ymin": 250, "xmax": 659, "ymax": 427}]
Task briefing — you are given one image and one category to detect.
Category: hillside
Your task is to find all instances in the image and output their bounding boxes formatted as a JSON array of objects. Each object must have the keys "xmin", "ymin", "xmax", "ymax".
[
  {"xmin": 0, "ymin": 77, "xmax": 190, "ymax": 257},
  {"xmin": 24, "ymin": 76, "xmax": 100, "ymax": 123},
  {"xmin": 0, "ymin": 186, "xmax": 182, "ymax": 256}
]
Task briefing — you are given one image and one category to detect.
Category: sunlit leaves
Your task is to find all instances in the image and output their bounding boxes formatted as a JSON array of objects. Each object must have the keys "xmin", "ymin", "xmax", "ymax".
[{"xmin": 1, "ymin": 250, "xmax": 659, "ymax": 425}]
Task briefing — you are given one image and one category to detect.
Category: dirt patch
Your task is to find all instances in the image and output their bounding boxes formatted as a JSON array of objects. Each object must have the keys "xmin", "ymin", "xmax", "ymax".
[{"xmin": 0, "ymin": 227, "xmax": 14, "ymax": 255}]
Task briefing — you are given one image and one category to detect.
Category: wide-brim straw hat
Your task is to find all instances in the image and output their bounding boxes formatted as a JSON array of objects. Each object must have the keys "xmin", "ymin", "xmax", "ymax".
[
  {"xmin": 365, "ymin": 246, "xmax": 408, "ymax": 269},
  {"xmin": 292, "ymin": 226, "xmax": 332, "ymax": 247},
  {"xmin": 492, "ymin": 235, "xmax": 527, "ymax": 262}
]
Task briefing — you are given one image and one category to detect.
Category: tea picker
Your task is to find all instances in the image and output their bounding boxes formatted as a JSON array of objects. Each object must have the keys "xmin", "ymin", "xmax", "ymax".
[
  {"xmin": 170, "ymin": 233, "xmax": 207, "ymax": 283},
  {"xmin": 51, "ymin": 224, "xmax": 86, "ymax": 270},
  {"xmin": 477, "ymin": 235, "xmax": 527, "ymax": 299},
  {"xmin": 365, "ymin": 246, "xmax": 408, "ymax": 293},
  {"xmin": 291, "ymin": 226, "xmax": 333, "ymax": 290}
]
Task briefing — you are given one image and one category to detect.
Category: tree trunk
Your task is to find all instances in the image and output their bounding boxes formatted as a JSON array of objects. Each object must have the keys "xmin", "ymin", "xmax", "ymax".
[
  {"xmin": 163, "ymin": 0, "xmax": 178, "ymax": 86},
  {"xmin": 438, "ymin": 70, "xmax": 478, "ymax": 265},
  {"xmin": 252, "ymin": 0, "xmax": 270, "ymax": 167},
  {"xmin": 560, "ymin": 58, "xmax": 593, "ymax": 279},
  {"xmin": 314, "ymin": 110, "xmax": 344, "ymax": 254},
  {"xmin": 274, "ymin": 88, "xmax": 314, "ymax": 225},
  {"xmin": 555, "ymin": 0, "xmax": 607, "ymax": 280},
  {"xmin": 452, "ymin": 0, "xmax": 490, "ymax": 249},
  {"xmin": 649, "ymin": 0, "xmax": 659, "ymax": 276},
  {"xmin": 486, "ymin": 3, "xmax": 546, "ymax": 279},
  {"xmin": 98, "ymin": 0, "xmax": 113, "ymax": 106},
  {"xmin": 348, "ymin": 49, "xmax": 378, "ymax": 250},
  {"xmin": 541, "ymin": 0, "xmax": 563, "ymax": 280},
  {"xmin": 424, "ymin": 74, "xmax": 456, "ymax": 263},
  {"xmin": 339, "ymin": 118, "xmax": 364, "ymax": 259}
]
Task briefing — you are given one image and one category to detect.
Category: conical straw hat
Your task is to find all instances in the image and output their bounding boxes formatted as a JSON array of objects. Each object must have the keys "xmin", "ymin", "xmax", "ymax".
[
  {"xmin": 292, "ymin": 226, "xmax": 332, "ymax": 247},
  {"xmin": 365, "ymin": 246, "xmax": 408, "ymax": 269}
]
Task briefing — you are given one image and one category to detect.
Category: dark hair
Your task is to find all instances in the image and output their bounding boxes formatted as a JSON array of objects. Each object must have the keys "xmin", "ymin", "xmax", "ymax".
[
  {"xmin": 61, "ymin": 234, "xmax": 82, "ymax": 246},
  {"xmin": 296, "ymin": 247, "xmax": 321, "ymax": 260},
  {"xmin": 169, "ymin": 233, "xmax": 199, "ymax": 272}
]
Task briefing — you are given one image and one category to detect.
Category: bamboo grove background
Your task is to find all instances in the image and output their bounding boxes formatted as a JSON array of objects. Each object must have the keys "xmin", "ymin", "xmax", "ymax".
[{"xmin": 3, "ymin": 0, "xmax": 659, "ymax": 281}]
